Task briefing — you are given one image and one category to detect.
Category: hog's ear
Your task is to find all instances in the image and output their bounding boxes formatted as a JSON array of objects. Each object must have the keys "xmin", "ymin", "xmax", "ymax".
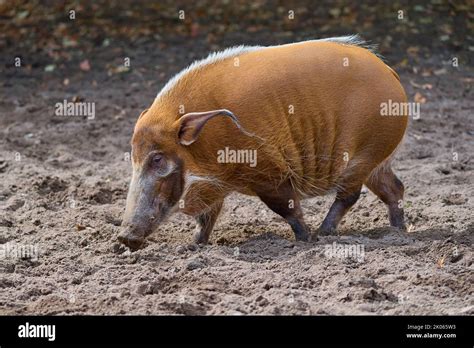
[
  {"xmin": 175, "ymin": 109, "xmax": 243, "ymax": 146},
  {"xmin": 137, "ymin": 108, "xmax": 149, "ymax": 120}
]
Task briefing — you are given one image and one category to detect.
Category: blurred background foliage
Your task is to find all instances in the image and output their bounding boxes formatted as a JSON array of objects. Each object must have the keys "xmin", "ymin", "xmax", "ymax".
[{"xmin": 0, "ymin": 0, "xmax": 472, "ymax": 81}]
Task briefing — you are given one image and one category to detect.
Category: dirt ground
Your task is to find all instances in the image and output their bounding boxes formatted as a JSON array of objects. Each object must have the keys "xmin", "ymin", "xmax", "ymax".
[{"xmin": 0, "ymin": 1, "xmax": 473, "ymax": 315}]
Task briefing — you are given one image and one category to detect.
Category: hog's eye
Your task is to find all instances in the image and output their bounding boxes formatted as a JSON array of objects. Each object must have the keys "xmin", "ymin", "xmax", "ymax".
[
  {"xmin": 151, "ymin": 154, "xmax": 162, "ymax": 166},
  {"xmin": 149, "ymin": 152, "xmax": 172, "ymax": 177}
]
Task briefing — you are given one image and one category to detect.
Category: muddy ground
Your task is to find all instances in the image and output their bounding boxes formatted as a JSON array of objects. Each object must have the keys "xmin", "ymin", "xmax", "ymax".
[{"xmin": 0, "ymin": 1, "xmax": 473, "ymax": 315}]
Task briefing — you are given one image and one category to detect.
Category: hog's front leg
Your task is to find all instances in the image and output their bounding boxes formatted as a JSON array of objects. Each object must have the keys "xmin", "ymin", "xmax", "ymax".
[{"xmin": 193, "ymin": 200, "xmax": 224, "ymax": 244}]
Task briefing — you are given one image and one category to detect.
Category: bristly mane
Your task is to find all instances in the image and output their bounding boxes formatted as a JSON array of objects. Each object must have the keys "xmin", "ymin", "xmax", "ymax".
[
  {"xmin": 317, "ymin": 35, "xmax": 379, "ymax": 54},
  {"xmin": 156, "ymin": 45, "xmax": 263, "ymax": 99},
  {"xmin": 156, "ymin": 35, "xmax": 381, "ymax": 99}
]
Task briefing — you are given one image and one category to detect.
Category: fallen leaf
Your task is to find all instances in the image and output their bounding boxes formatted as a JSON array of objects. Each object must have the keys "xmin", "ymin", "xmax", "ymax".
[
  {"xmin": 414, "ymin": 92, "xmax": 427, "ymax": 104},
  {"xmin": 433, "ymin": 68, "xmax": 447, "ymax": 76},
  {"xmin": 107, "ymin": 65, "xmax": 130, "ymax": 76},
  {"xmin": 16, "ymin": 10, "xmax": 29, "ymax": 19},
  {"xmin": 421, "ymin": 69, "xmax": 432, "ymax": 77},
  {"xmin": 410, "ymin": 80, "xmax": 422, "ymax": 88},
  {"xmin": 407, "ymin": 46, "xmax": 420, "ymax": 56},
  {"xmin": 190, "ymin": 22, "xmax": 199, "ymax": 37},
  {"xmin": 329, "ymin": 8, "xmax": 341, "ymax": 18},
  {"xmin": 409, "ymin": 80, "xmax": 433, "ymax": 90},
  {"xmin": 398, "ymin": 58, "xmax": 408, "ymax": 68},
  {"xmin": 62, "ymin": 37, "xmax": 78, "ymax": 48},
  {"xmin": 44, "ymin": 64, "xmax": 55, "ymax": 72},
  {"xmin": 437, "ymin": 256, "xmax": 445, "ymax": 268},
  {"xmin": 439, "ymin": 35, "xmax": 450, "ymax": 41},
  {"xmin": 72, "ymin": 95, "xmax": 84, "ymax": 102},
  {"xmin": 80, "ymin": 59, "xmax": 91, "ymax": 71}
]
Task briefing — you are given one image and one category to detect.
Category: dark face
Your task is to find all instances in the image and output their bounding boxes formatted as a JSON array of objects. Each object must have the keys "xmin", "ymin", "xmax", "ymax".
[{"xmin": 118, "ymin": 146, "xmax": 184, "ymax": 250}]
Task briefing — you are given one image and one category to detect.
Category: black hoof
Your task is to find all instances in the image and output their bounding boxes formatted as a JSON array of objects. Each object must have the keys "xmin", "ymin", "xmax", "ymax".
[
  {"xmin": 294, "ymin": 231, "xmax": 310, "ymax": 242},
  {"xmin": 193, "ymin": 231, "xmax": 210, "ymax": 245},
  {"xmin": 317, "ymin": 227, "xmax": 337, "ymax": 236},
  {"xmin": 118, "ymin": 232, "xmax": 145, "ymax": 251}
]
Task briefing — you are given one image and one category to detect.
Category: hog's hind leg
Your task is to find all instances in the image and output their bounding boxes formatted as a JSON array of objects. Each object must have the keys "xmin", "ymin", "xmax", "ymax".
[
  {"xmin": 317, "ymin": 158, "xmax": 371, "ymax": 236},
  {"xmin": 365, "ymin": 165, "xmax": 406, "ymax": 230}
]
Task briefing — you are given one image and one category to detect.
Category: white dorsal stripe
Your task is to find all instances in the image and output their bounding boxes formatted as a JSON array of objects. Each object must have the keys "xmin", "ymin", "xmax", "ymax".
[
  {"xmin": 156, "ymin": 35, "xmax": 377, "ymax": 99},
  {"xmin": 156, "ymin": 45, "xmax": 263, "ymax": 99}
]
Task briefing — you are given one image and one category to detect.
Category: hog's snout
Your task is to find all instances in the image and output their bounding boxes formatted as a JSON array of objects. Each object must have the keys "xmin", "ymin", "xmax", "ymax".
[{"xmin": 118, "ymin": 228, "xmax": 145, "ymax": 251}]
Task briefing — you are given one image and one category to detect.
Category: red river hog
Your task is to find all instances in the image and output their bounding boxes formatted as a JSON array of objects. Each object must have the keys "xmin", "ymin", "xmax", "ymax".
[{"xmin": 118, "ymin": 35, "xmax": 408, "ymax": 250}]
